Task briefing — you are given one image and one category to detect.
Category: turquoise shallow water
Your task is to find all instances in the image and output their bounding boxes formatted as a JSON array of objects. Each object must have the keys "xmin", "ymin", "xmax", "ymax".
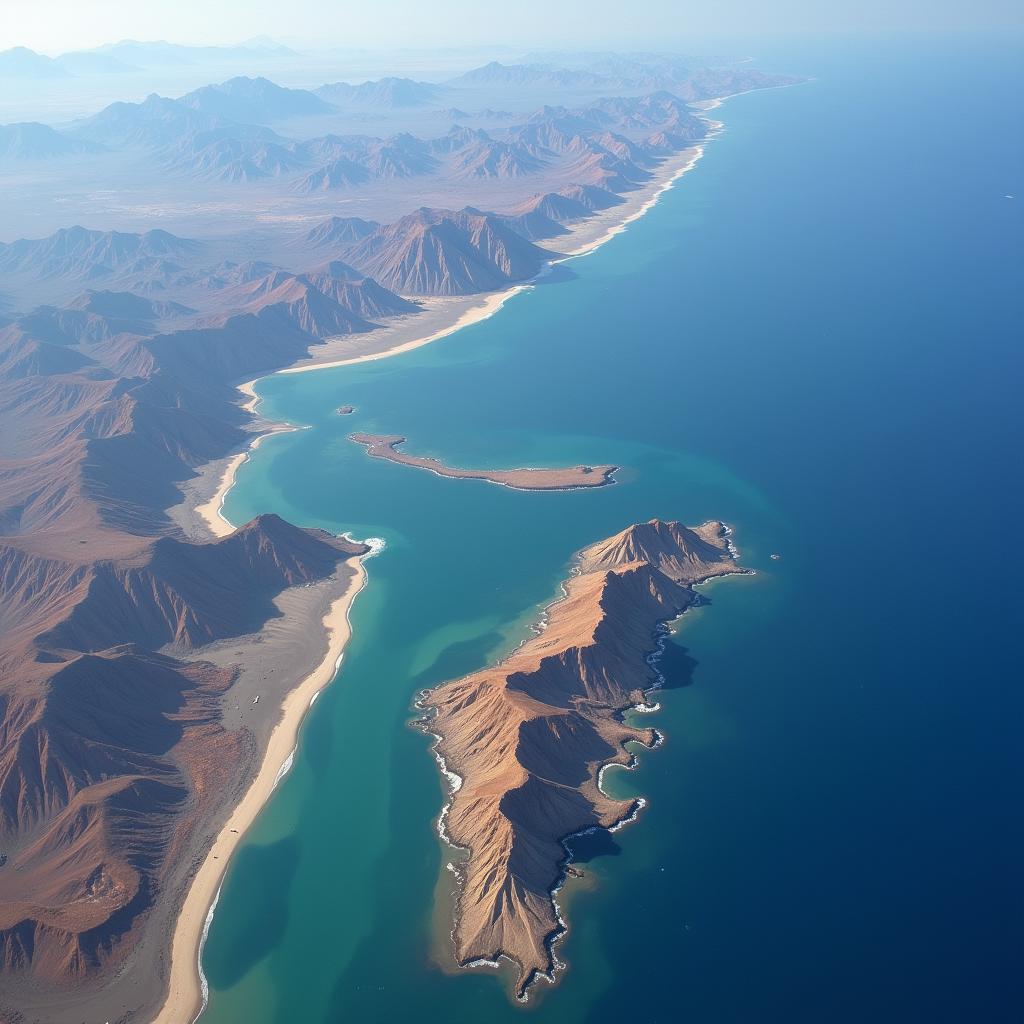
[{"xmin": 201, "ymin": 37, "xmax": 1023, "ymax": 1024}]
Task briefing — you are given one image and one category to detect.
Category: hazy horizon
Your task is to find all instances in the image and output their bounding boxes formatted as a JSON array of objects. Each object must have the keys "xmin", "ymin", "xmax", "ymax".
[{"xmin": 4, "ymin": 0, "xmax": 1023, "ymax": 56}]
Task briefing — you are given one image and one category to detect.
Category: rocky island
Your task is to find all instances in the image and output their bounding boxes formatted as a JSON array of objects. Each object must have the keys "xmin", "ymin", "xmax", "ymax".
[
  {"xmin": 350, "ymin": 432, "xmax": 617, "ymax": 490},
  {"xmin": 422, "ymin": 519, "xmax": 745, "ymax": 998}
]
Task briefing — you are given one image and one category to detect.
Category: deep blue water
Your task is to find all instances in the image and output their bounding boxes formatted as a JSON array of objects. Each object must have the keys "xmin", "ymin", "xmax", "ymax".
[{"xmin": 201, "ymin": 36, "xmax": 1024, "ymax": 1024}]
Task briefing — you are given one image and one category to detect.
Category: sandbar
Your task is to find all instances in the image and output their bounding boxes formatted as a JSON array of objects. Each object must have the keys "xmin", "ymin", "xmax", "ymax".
[{"xmin": 350, "ymin": 433, "xmax": 616, "ymax": 491}]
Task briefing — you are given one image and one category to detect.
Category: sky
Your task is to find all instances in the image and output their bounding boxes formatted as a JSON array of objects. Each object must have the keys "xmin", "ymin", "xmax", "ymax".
[{"xmin": 3, "ymin": 0, "xmax": 1023, "ymax": 55}]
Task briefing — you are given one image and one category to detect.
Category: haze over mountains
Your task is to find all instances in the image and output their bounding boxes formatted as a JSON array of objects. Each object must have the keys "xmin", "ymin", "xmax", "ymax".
[
  {"xmin": 0, "ymin": 78, "xmax": 737, "ymax": 295},
  {"xmin": 0, "ymin": 44, "xmax": 800, "ymax": 1021},
  {"xmin": 0, "ymin": 122, "xmax": 103, "ymax": 158},
  {"xmin": 0, "ymin": 45, "xmax": 799, "ymax": 246},
  {"xmin": 0, "ymin": 39, "xmax": 298, "ymax": 78},
  {"xmin": 0, "ymin": 81, "xmax": 721, "ymax": 231}
]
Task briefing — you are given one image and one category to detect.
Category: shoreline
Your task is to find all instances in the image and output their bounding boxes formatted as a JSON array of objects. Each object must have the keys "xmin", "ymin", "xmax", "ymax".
[
  {"xmin": 555, "ymin": 140, "xmax": 714, "ymax": 260},
  {"xmin": 279, "ymin": 285, "xmax": 528, "ymax": 375},
  {"xmin": 264, "ymin": 141, "xmax": 713, "ymax": 377},
  {"xmin": 152, "ymin": 558, "xmax": 371, "ymax": 1024},
  {"xmin": 164, "ymin": 105, "xmax": 727, "ymax": 1023},
  {"xmin": 194, "ymin": 423, "xmax": 300, "ymax": 538},
  {"xmin": 192, "ymin": 139, "xmax": 717, "ymax": 536}
]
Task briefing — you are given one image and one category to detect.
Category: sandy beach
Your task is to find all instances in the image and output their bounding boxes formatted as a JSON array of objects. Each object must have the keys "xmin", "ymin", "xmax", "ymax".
[
  {"xmin": 265, "ymin": 142, "xmax": 713, "ymax": 379},
  {"xmin": 280, "ymin": 286, "xmax": 527, "ymax": 376},
  {"xmin": 152, "ymin": 559, "xmax": 369, "ymax": 1024},
  {"xmin": 557, "ymin": 144, "xmax": 711, "ymax": 258},
  {"xmin": 194, "ymin": 423, "xmax": 299, "ymax": 538}
]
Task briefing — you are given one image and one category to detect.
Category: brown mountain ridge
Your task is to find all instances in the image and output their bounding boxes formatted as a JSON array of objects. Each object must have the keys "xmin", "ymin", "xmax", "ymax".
[{"xmin": 423, "ymin": 519, "xmax": 746, "ymax": 998}]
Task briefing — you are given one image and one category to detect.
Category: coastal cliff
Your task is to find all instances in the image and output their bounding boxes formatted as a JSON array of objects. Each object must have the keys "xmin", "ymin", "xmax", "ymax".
[{"xmin": 424, "ymin": 520, "xmax": 744, "ymax": 997}]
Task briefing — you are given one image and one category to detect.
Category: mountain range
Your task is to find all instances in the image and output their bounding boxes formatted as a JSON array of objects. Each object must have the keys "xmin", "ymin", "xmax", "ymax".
[
  {"xmin": 0, "ymin": 47, "xmax": 71, "ymax": 78},
  {"xmin": 315, "ymin": 77, "xmax": 442, "ymax": 108},
  {"xmin": 0, "ymin": 39, "xmax": 299, "ymax": 80},
  {"xmin": 2, "ymin": 74, "xmax": 728, "ymax": 189},
  {"xmin": 178, "ymin": 76, "xmax": 335, "ymax": 123},
  {"xmin": 447, "ymin": 61, "xmax": 615, "ymax": 89}
]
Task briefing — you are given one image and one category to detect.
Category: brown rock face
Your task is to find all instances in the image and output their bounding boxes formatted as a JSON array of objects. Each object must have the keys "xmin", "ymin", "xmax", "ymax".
[{"xmin": 424, "ymin": 519, "xmax": 744, "ymax": 998}]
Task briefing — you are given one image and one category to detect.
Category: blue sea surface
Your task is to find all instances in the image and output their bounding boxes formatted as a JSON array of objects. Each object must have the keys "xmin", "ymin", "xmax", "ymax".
[{"xmin": 201, "ymin": 36, "xmax": 1023, "ymax": 1023}]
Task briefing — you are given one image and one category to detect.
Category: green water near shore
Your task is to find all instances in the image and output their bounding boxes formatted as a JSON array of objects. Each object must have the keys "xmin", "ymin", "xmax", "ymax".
[{"xmin": 201, "ymin": 38, "xmax": 1023, "ymax": 1024}]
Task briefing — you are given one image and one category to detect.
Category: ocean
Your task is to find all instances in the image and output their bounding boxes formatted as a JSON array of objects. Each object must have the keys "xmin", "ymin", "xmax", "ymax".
[{"xmin": 200, "ymin": 35, "xmax": 1023, "ymax": 1023}]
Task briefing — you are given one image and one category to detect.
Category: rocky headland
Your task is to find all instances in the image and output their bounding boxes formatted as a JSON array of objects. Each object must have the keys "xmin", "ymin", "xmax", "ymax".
[{"xmin": 423, "ymin": 519, "xmax": 745, "ymax": 998}]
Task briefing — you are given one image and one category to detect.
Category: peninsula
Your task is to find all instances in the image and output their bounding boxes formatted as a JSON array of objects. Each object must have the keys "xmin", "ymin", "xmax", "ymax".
[
  {"xmin": 423, "ymin": 519, "xmax": 745, "ymax": 998},
  {"xmin": 350, "ymin": 433, "xmax": 617, "ymax": 490}
]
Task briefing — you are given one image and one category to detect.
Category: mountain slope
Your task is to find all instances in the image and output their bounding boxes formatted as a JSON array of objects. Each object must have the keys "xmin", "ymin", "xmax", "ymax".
[
  {"xmin": 343, "ymin": 208, "xmax": 550, "ymax": 296},
  {"xmin": 0, "ymin": 227, "xmax": 200, "ymax": 283},
  {"xmin": 305, "ymin": 216, "xmax": 381, "ymax": 247},
  {"xmin": 448, "ymin": 61, "xmax": 612, "ymax": 89},
  {"xmin": 178, "ymin": 76, "xmax": 336, "ymax": 123},
  {"xmin": 0, "ymin": 47, "xmax": 70, "ymax": 78},
  {"xmin": 0, "ymin": 123, "xmax": 103, "ymax": 159},
  {"xmin": 315, "ymin": 77, "xmax": 441, "ymax": 108},
  {"xmin": 0, "ymin": 516, "xmax": 366, "ymax": 981}
]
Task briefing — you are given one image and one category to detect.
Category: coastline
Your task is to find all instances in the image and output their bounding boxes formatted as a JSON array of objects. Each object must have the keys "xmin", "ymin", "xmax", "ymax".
[
  {"xmin": 194, "ymin": 424, "xmax": 299, "ymax": 538},
  {"xmin": 152, "ymin": 558, "xmax": 370, "ymax": 1024},
  {"xmin": 165, "ymin": 107, "xmax": 725, "ymax": 1023},
  {"xmin": 279, "ymin": 285, "xmax": 528, "ymax": 375},
  {"xmin": 556, "ymin": 141, "xmax": 714, "ymax": 259},
  {"xmin": 193, "ymin": 138, "xmax": 718, "ymax": 537},
  {"xmin": 267, "ymin": 141, "xmax": 714, "ymax": 377}
]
